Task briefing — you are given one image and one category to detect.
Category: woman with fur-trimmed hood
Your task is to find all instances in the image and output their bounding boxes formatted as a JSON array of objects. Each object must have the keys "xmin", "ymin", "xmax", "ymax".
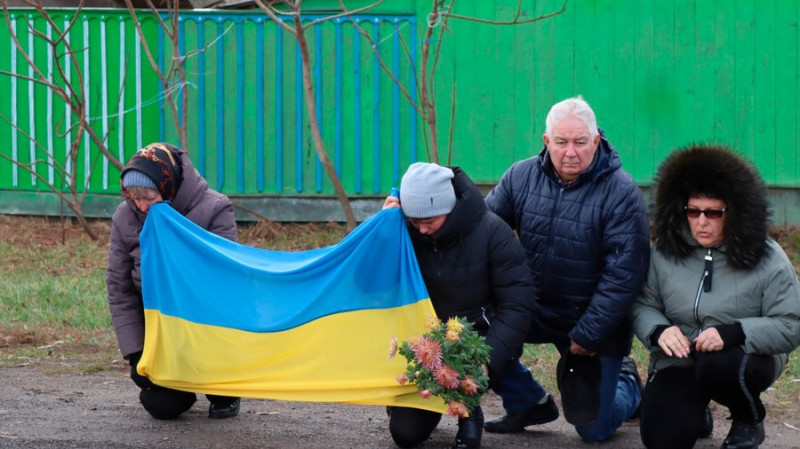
[{"xmin": 631, "ymin": 145, "xmax": 800, "ymax": 449}]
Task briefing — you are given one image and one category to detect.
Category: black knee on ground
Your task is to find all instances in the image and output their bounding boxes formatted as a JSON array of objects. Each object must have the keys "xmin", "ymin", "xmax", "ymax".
[{"xmin": 139, "ymin": 387, "xmax": 196, "ymax": 420}]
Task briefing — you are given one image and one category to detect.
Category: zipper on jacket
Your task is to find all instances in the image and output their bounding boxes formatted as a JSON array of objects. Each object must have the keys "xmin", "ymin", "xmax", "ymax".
[
  {"xmin": 693, "ymin": 249, "xmax": 713, "ymax": 322},
  {"xmin": 481, "ymin": 306, "xmax": 491, "ymax": 327},
  {"xmin": 703, "ymin": 249, "xmax": 713, "ymax": 292}
]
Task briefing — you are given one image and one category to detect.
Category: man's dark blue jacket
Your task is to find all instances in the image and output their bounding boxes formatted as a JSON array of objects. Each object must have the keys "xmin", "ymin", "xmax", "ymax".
[{"xmin": 485, "ymin": 131, "xmax": 650, "ymax": 357}]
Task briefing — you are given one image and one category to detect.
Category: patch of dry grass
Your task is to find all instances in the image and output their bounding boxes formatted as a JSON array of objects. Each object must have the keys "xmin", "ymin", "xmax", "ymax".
[{"xmin": 239, "ymin": 219, "xmax": 348, "ymax": 250}]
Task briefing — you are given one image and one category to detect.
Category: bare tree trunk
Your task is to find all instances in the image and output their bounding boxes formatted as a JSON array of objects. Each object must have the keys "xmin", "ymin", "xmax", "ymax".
[
  {"xmin": 256, "ymin": 0, "xmax": 363, "ymax": 230},
  {"xmin": 292, "ymin": 15, "xmax": 357, "ymax": 231},
  {"xmin": 419, "ymin": 4, "xmax": 439, "ymax": 164},
  {"xmin": 123, "ymin": 0, "xmax": 190, "ymax": 152}
]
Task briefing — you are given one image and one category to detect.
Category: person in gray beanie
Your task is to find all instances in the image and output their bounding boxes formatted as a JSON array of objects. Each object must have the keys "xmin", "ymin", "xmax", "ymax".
[
  {"xmin": 381, "ymin": 162, "xmax": 540, "ymax": 449},
  {"xmin": 122, "ymin": 170, "xmax": 158, "ymax": 190},
  {"xmin": 398, "ymin": 162, "xmax": 458, "ymax": 219},
  {"xmin": 107, "ymin": 142, "xmax": 242, "ymax": 421}
]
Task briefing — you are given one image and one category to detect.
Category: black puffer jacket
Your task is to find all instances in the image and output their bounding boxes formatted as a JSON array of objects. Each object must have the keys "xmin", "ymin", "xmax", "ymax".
[
  {"xmin": 485, "ymin": 132, "xmax": 650, "ymax": 357},
  {"xmin": 407, "ymin": 167, "xmax": 536, "ymax": 379}
]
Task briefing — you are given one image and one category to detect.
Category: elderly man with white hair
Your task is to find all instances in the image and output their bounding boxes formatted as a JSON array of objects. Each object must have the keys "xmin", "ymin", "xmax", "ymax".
[{"xmin": 483, "ymin": 96, "xmax": 651, "ymax": 442}]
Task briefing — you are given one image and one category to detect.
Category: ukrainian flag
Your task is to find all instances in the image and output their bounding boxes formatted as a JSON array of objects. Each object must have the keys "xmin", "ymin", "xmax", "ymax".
[{"xmin": 137, "ymin": 204, "xmax": 445, "ymax": 413}]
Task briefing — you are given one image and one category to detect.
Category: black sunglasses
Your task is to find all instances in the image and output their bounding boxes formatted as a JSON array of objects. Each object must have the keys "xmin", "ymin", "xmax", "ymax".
[{"xmin": 684, "ymin": 206, "xmax": 727, "ymax": 219}]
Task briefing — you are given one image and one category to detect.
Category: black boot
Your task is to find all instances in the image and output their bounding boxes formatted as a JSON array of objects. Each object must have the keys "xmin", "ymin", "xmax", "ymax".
[
  {"xmin": 698, "ymin": 406, "xmax": 713, "ymax": 438},
  {"xmin": 208, "ymin": 397, "xmax": 241, "ymax": 419},
  {"xmin": 484, "ymin": 395, "xmax": 559, "ymax": 433},
  {"xmin": 722, "ymin": 420, "xmax": 765, "ymax": 449},
  {"xmin": 453, "ymin": 406, "xmax": 483, "ymax": 449}
]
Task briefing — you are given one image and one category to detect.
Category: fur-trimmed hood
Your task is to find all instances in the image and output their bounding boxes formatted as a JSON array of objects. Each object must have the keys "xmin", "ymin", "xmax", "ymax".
[{"xmin": 651, "ymin": 144, "xmax": 770, "ymax": 269}]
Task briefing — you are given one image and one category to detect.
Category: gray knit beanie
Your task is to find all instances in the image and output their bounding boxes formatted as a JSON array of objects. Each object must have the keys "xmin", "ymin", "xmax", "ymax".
[
  {"xmin": 122, "ymin": 169, "xmax": 157, "ymax": 190},
  {"xmin": 399, "ymin": 162, "xmax": 457, "ymax": 218}
]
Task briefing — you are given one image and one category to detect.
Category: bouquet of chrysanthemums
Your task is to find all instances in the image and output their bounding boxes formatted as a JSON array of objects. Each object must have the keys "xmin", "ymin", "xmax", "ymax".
[{"xmin": 390, "ymin": 315, "xmax": 491, "ymax": 417}]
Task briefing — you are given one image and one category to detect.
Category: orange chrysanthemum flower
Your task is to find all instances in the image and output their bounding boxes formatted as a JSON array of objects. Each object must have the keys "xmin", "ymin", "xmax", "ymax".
[
  {"xmin": 460, "ymin": 376, "xmax": 479, "ymax": 395},
  {"xmin": 445, "ymin": 329, "xmax": 460, "ymax": 342},
  {"xmin": 434, "ymin": 365, "xmax": 460, "ymax": 390},
  {"xmin": 413, "ymin": 337, "xmax": 443, "ymax": 370},
  {"xmin": 393, "ymin": 316, "xmax": 491, "ymax": 418},
  {"xmin": 447, "ymin": 401, "xmax": 469, "ymax": 418}
]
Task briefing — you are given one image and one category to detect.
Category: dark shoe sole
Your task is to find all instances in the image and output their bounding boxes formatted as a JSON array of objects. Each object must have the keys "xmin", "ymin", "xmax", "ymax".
[
  {"xmin": 484, "ymin": 414, "xmax": 558, "ymax": 433},
  {"xmin": 484, "ymin": 422, "xmax": 525, "ymax": 434},
  {"xmin": 209, "ymin": 399, "xmax": 241, "ymax": 419},
  {"xmin": 484, "ymin": 397, "xmax": 559, "ymax": 433},
  {"xmin": 209, "ymin": 409, "xmax": 240, "ymax": 419}
]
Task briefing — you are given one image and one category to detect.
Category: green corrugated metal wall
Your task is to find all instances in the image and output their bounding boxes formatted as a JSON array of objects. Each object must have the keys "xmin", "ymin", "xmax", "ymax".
[
  {"xmin": 429, "ymin": 0, "xmax": 799, "ymax": 187},
  {"xmin": 1, "ymin": 0, "xmax": 799, "ymax": 221}
]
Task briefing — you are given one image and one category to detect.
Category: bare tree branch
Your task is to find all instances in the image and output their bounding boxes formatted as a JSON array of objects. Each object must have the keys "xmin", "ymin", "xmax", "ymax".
[
  {"xmin": 0, "ymin": 153, "xmax": 99, "ymax": 240},
  {"xmin": 343, "ymin": 11, "xmax": 423, "ymax": 117},
  {"xmin": 392, "ymin": 21, "xmax": 423, "ymax": 104},
  {"xmin": 447, "ymin": 82, "xmax": 455, "ymax": 166},
  {"xmin": 417, "ymin": 1, "xmax": 441, "ymax": 162},
  {"xmin": 0, "ymin": 113, "xmax": 72, "ymax": 177},
  {"xmin": 32, "ymin": 3, "xmax": 90, "ymax": 112},
  {"xmin": 123, "ymin": 0, "xmax": 188, "ymax": 150},
  {"xmin": 303, "ymin": 0, "xmax": 384, "ymax": 30},
  {"xmin": 429, "ymin": 3, "xmax": 452, "ymax": 90},
  {"xmin": 445, "ymin": 0, "xmax": 568, "ymax": 25},
  {"xmin": 3, "ymin": 10, "xmax": 49, "ymax": 84},
  {"xmin": 3, "ymin": 0, "xmax": 124, "ymax": 172},
  {"xmin": 254, "ymin": 0, "xmax": 296, "ymax": 35}
]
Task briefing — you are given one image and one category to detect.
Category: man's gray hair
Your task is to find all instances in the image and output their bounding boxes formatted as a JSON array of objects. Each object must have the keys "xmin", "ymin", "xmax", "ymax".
[{"xmin": 545, "ymin": 95, "xmax": 599, "ymax": 139}]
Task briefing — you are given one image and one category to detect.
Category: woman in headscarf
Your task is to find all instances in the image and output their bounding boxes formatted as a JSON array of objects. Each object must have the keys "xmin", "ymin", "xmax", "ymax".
[{"xmin": 106, "ymin": 142, "xmax": 241, "ymax": 420}]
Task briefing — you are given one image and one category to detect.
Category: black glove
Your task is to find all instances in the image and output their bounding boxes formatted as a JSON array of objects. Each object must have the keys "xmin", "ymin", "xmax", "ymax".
[
  {"xmin": 649, "ymin": 325, "xmax": 670, "ymax": 347},
  {"xmin": 713, "ymin": 323, "xmax": 745, "ymax": 347},
  {"xmin": 128, "ymin": 351, "xmax": 156, "ymax": 390}
]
